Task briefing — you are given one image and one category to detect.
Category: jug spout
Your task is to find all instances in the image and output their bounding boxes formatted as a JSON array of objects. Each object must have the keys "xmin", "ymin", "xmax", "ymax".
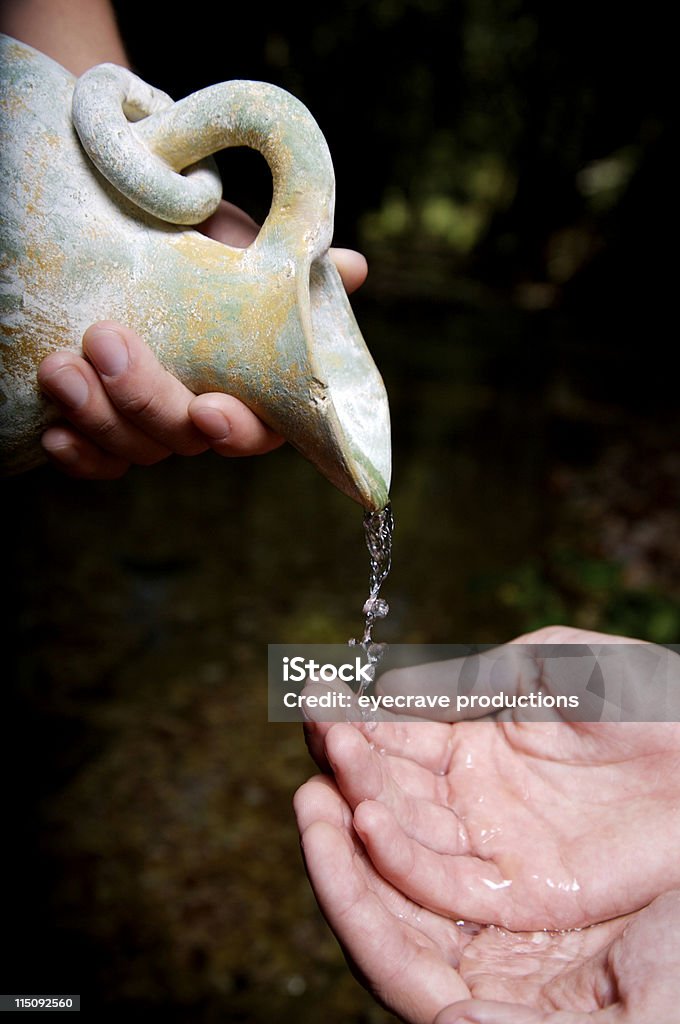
[
  {"xmin": 0, "ymin": 35, "xmax": 391, "ymax": 510},
  {"xmin": 304, "ymin": 255, "xmax": 391, "ymax": 511}
]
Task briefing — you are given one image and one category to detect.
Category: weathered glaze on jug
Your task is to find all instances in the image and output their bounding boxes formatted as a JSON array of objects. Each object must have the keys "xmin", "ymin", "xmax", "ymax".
[{"xmin": 0, "ymin": 35, "xmax": 391, "ymax": 510}]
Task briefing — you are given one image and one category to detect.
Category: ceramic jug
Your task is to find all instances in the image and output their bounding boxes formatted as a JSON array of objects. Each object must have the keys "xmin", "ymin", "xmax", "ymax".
[{"xmin": 0, "ymin": 34, "xmax": 391, "ymax": 510}]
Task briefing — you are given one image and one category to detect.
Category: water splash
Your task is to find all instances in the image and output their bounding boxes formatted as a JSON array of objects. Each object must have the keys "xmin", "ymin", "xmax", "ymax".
[
  {"xmin": 349, "ymin": 504, "xmax": 394, "ymax": 693},
  {"xmin": 359, "ymin": 503, "xmax": 394, "ymax": 643}
]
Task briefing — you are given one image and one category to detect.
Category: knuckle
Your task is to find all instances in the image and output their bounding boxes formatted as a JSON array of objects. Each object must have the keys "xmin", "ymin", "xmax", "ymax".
[
  {"xmin": 87, "ymin": 412, "xmax": 122, "ymax": 444},
  {"xmin": 114, "ymin": 388, "xmax": 162, "ymax": 420}
]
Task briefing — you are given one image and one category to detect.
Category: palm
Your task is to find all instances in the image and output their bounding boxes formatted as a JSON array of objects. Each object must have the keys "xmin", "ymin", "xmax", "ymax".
[
  {"xmin": 305, "ymin": 716, "xmax": 680, "ymax": 931},
  {"xmin": 295, "ymin": 774, "xmax": 680, "ymax": 1024}
]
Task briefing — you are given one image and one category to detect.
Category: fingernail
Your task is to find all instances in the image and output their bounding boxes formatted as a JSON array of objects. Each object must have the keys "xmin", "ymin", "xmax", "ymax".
[
  {"xmin": 195, "ymin": 408, "xmax": 232, "ymax": 441},
  {"xmin": 85, "ymin": 327, "xmax": 128, "ymax": 376},
  {"xmin": 40, "ymin": 365, "xmax": 89, "ymax": 409},
  {"xmin": 41, "ymin": 435, "xmax": 79, "ymax": 466}
]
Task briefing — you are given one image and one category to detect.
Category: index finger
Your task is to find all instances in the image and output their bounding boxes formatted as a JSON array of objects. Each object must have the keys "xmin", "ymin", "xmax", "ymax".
[{"xmin": 304, "ymin": 717, "xmax": 459, "ymax": 776}]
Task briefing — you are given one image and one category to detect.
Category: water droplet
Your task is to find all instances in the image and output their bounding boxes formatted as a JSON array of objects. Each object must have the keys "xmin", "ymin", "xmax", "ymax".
[
  {"xmin": 455, "ymin": 919, "xmax": 483, "ymax": 935},
  {"xmin": 367, "ymin": 641, "xmax": 388, "ymax": 661},
  {"xmin": 481, "ymin": 877, "xmax": 513, "ymax": 890},
  {"xmin": 363, "ymin": 596, "xmax": 389, "ymax": 619}
]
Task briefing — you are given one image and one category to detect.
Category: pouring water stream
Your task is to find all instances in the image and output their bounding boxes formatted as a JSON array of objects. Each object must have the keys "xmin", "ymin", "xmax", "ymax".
[{"xmin": 350, "ymin": 504, "xmax": 394, "ymax": 693}]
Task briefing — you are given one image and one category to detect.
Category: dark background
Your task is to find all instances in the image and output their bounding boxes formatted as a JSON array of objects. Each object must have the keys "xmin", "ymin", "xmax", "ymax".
[{"xmin": 3, "ymin": 2, "xmax": 677, "ymax": 1021}]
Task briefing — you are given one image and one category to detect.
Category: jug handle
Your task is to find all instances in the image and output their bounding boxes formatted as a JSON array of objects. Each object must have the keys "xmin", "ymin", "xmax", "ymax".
[
  {"xmin": 72, "ymin": 65, "xmax": 335, "ymax": 257},
  {"xmin": 72, "ymin": 64, "xmax": 223, "ymax": 224}
]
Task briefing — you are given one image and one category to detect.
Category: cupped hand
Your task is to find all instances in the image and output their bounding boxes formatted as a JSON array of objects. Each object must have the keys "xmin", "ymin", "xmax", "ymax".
[
  {"xmin": 295, "ymin": 774, "xmax": 680, "ymax": 1024},
  {"xmin": 303, "ymin": 628, "xmax": 680, "ymax": 931},
  {"xmin": 38, "ymin": 199, "xmax": 368, "ymax": 478}
]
